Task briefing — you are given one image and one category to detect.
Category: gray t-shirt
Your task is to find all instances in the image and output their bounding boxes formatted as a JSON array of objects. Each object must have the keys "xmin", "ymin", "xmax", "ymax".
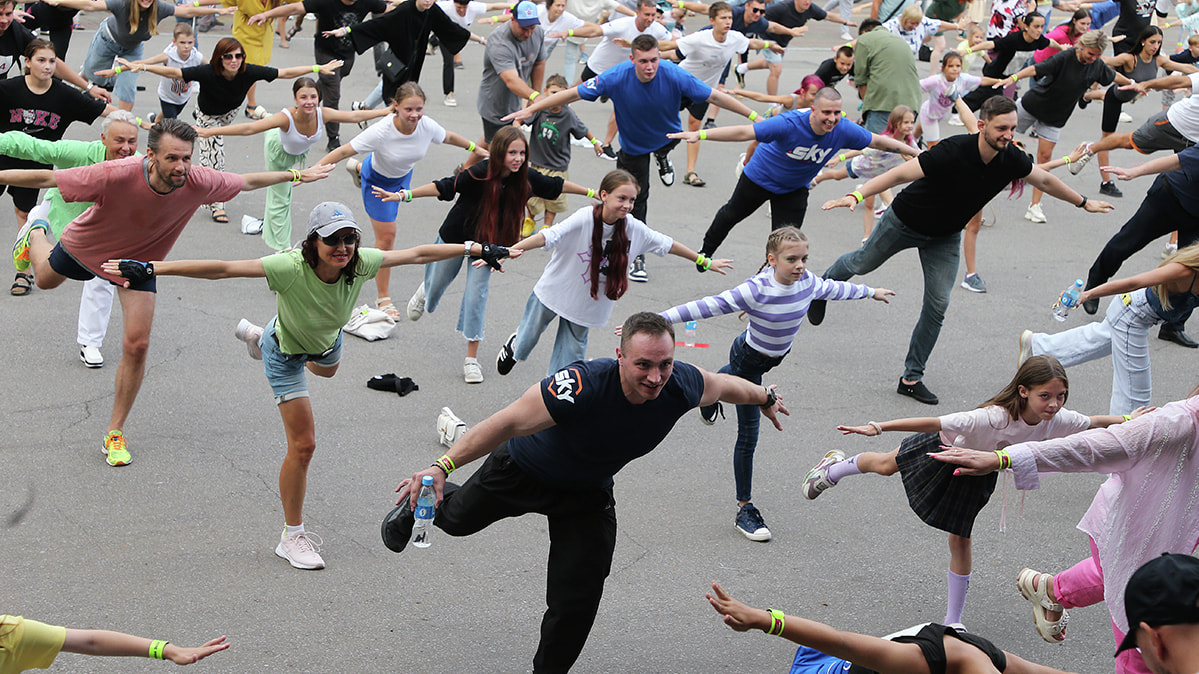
[
  {"xmin": 102, "ymin": 0, "xmax": 176, "ymax": 49},
  {"xmin": 477, "ymin": 21, "xmax": 545, "ymax": 125},
  {"xmin": 529, "ymin": 106, "xmax": 587, "ymax": 172}
]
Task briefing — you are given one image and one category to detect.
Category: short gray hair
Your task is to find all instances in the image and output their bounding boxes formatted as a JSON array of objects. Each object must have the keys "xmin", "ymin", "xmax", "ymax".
[{"xmin": 101, "ymin": 110, "xmax": 139, "ymax": 134}]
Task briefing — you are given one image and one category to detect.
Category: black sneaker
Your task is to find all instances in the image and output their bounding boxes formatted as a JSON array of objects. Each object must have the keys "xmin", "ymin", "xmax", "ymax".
[
  {"xmin": 1099, "ymin": 181, "xmax": 1123, "ymax": 198},
  {"xmin": 734, "ymin": 66, "xmax": 746, "ymax": 89},
  {"xmin": 1082, "ymin": 297, "xmax": 1099, "ymax": 315},
  {"xmin": 326, "ymin": 136, "xmax": 341, "ymax": 153},
  {"xmin": 654, "ymin": 149, "xmax": 675, "ymax": 186},
  {"xmin": 807, "ymin": 299, "xmax": 827, "ymax": 326},
  {"xmin": 381, "ymin": 499, "xmax": 414, "ymax": 553},
  {"xmin": 699, "ymin": 401, "xmax": 724, "ymax": 425},
  {"xmin": 600, "ymin": 144, "xmax": 617, "ymax": 161},
  {"xmin": 897, "ymin": 378, "xmax": 939, "ymax": 405},
  {"xmin": 734, "ymin": 503, "xmax": 771, "ymax": 541},
  {"xmin": 496, "ymin": 332, "xmax": 517, "ymax": 375},
  {"xmin": 629, "ymin": 254, "xmax": 648, "ymax": 282},
  {"xmin": 702, "ymin": 118, "xmax": 717, "ymax": 130}
]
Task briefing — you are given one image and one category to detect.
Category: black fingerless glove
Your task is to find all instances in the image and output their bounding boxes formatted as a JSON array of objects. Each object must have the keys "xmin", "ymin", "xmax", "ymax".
[
  {"xmin": 478, "ymin": 243, "xmax": 510, "ymax": 271},
  {"xmin": 117, "ymin": 259, "xmax": 154, "ymax": 285}
]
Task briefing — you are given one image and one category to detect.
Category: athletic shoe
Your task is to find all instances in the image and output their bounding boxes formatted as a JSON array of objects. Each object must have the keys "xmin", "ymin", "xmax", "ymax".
[
  {"xmin": 521, "ymin": 216, "xmax": 536, "ymax": 238},
  {"xmin": 734, "ymin": 63, "xmax": 746, "ymax": 89},
  {"xmin": 1162, "ymin": 242, "xmax": 1179, "ymax": 259},
  {"xmin": 1024, "ymin": 203, "xmax": 1047, "ymax": 223},
  {"xmin": 734, "ymin": 503, "xmax": 771, "ymax": 541},
  {"xmin": 807, "ymin": 299, "xmax": 826, "ymax": 326},
  {"xmin": 629, "ymin": 254, "xmax": 648, "ymax": 283},
  {"xmin": 235, "ymin": 318, "xmax": 264, "ymax": 360},
  {"xmin": 1068, "ymin": 147, "xmax": 1092, "ymax": 175},
  {"xmin": 840, "ymin": 29, "xmax": 853, "ymax": 41},
  {"xmin": 245, "ymin": 105, "xmax": 268, "ymax": 120},
  {"xmin": 699, "ymin": 401, "xmax": 724, "ymax": 425},
  {"xmin": 960, "ymin": 273, "xmax": 987, "ymax": 293},
  {"xmin": 240, "ymin": 214, "xmax": 264, "ymax": 235},
  {"xmin": 734, "ymin": 152, "xmax": 746, "ymax": 180},
  {"xmin": 702, "ymin": 118, "xmax": 717, "ymax": 130},
  {"xmin": 464, "ymin": 358, "xmax": 484, "ymax": 384},
  {"xmin": 1099, "ymin": 180, "xmax": 1123, "ymax": 198},
  {"xmin": 345, "ymin": 157, "xmax": 362, "ymax": 188},
  {"xmin": 102, "ymin": 430, "xmax": 131, "ymax": 466},
  {"xmin": 79, "ymin": 345, "xmax": 103, "ymax": 368},
  {"xmin": 407, "ymin": 282, "xmax": 426, "ymax": 321},
  {"xmin": 802, "ymin": 449, "xmax": 845, "ymax": 500},
  {"xmin": 437, "ymin": 406, "xmax": 467, "ymax": 448},
  {"xmin": 147, "ymin": 112, "xmax": 158, "ymax": 125},
  {"xmin": 947, "ymin": 115, "xmax": 964, "ymax": 126},
  {"xmin": 325, "ymin": 136, "xmax": 340, "ymax": 153},
  {"xmin": 1082, "ymin": 296, "xmax": 1099, "ymax": 315},
  {"xmin": 496, "ymin": 332, "xmax": 517, "ymax": 375},
  {"xmin": 275, "ymin": 530, "xmax": 325, "ymax": 570},
  {"xmin": 444, "ymin": 93, "xmax": 457, "ymax": 107},
  {"xmin": 599, "ymin": 144, "xmax": 618, "ymax": 161},
  {"xmin": 1018, "ymin": 329, "xmax": 1034, "ymax": 367},
  {"xmin": 897, "ymin": 378, "xmax": 939, "ymax": 405},
  {"xmin": 381, "ymin": 500, "xmax": 414, "ymax": 553},
  {"xmin": 351, "ymin": 101, "xmax": 369, "ymax": 129},
  {"xmin": 12, "ymin": 219, "xmax": 47, "ymax": 272},
  {"xmin": 1118, "ymin": 111, "xmax": 1133, "ymax": 123},
  {"xmin": 654, "ymin": 149, "xmax": 675, "ymax": 186}
]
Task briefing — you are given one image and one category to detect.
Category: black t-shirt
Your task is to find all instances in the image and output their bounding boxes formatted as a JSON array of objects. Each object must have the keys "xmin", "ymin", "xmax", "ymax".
[
  {"xmin": 982, "ymin": 31, "xmax": 1048, "ymax": 77},
  {"xmin": 507, "ymin": 358, "xmax": 705, "ymax": 488},
  {"xmin": 433, "ymin": 160, "xmax": 564, "ymax": 244},
  {"xmin": 891, "ymin": 133, "xmax": 1033, "ymax": 236},
  {"xmin": 815, "ymin": 57, "xmax": 849, "ymax": 86},
  {"xmin": 847, "ymin": 624, "xmax": 1008, "ymax": 674},
  {"xmin": 181, "ymin": 64, "xmax": 279, "ymax": 115},
  {"xmin": 0, "ymin": 22, "xmax": 35, "ymax": 80},
  {"xmin": 1113, "ymin": 0, "xmax": 1154, "ymax": 41},
  {"xmin": 765, "ymin": 1, "xmax": 827, "ymax": 47},
  {"xmin": 1170, "ymin": 48, "xmax": 1199, "ymax": 66},
  {"xmin": 0, "ymin": 77, "xmax": 106, "ymax": 171},
  {"xmin": 732, "ymin": 6, "xmax": 769, "ymax": 37},
  {"xmin": 1024, "ymin": 48, "xmax": 1116, "ymax": 127},
  {"xmin": 303, "ymin": 0, "xmax": 388, "ymax": 59}
]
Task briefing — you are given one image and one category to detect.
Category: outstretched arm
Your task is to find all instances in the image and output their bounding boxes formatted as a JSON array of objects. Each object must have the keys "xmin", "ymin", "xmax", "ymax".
[
  {"xmin": 697, "ymin": 370, "xmax": 789, "ymax": 429},
  {"xmin": 61, "ymin": 629, "xmax": 228, "ymax": 666},
  {"xmin": 0, "ymin": 169, "xmax": 56, "ymax": 189},
  {"xmin": 1079, "ymin": 262, "xmax": 1193, "ymax": 304},
  {"xmin": 247, "ymin": 1, "xmax": 307, "ymax": 24},
  {"xmin": 382, "ymin": 242, "xmax": 520, "ymax": 268},
  {"xmin": 867, "ymin": 133, "xmax": 919, "ymax": 157},
  {"xmin": 668, "ymin": 240, "xmax": 732, "ymax": 275},
  {"xmin": 668, "ymin": 123, "xmax": 757, "ymax": 143},
  {"xmin": 503, "ymin": 86, "xmax": 582, "ymax": 123},
  {"xmin": 323, "ymin": 105, "xmax": 392, "ymax": 126},
  {"xmin": 837, "ymin": 416, "xmax": 941, "ymax": 436},
  {"xmin": 822, "ymin": 158, "xmax": 924, "ymax": 210},
  {"xmin": 707, "ymin": 89, "xmax": 757, "ymax": 120},
  {"xmin": 195, "ymin": 112, "xmax": 288, "ymax": 138},
  {"xmin": 241, "ymin": 163, "xmax": 333, "ymax": 190},
  {"xmin": 277, "ymin": 60, "xmax": 343, "ymax": 79},
  {"xmin": 1100, "ymin": 152, "xmax": 1183, "ymax": 180},
  {"xmin": 101, "ymin": 258, "xmax": 266, "ymax": 281},
  {"xmin": 1023, "ymin": 165, "xmax": 1113, "ymax": 212}
]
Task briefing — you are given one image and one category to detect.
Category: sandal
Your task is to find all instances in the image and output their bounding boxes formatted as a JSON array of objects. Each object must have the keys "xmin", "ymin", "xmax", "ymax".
[
  {"xmin": 286, "ymin": 24, "xmax": 302, "ymax": 40},
  {"xmin": 211, "ymin": 209, "xmax": 229, "ymax": 224},
  {"xmin": 376, "ymin": 298, "xmax": 401, "ymax": 320},
  {"xmin": 245, "ymin": 105, "xmax": 268, "ymax": 120},
  {"xmin": 1017, "ymin": 568, "xmax": 1069, "ymax": 643},
  {"xmin": 683, "ymin": 171, "xmax": 706, "ymax": 187},
  {"xmin": 10, "ymin": 271, "xmax": 33, "ymax": 296}
]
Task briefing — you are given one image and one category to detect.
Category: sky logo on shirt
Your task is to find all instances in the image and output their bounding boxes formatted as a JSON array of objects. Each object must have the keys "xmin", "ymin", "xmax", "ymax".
[
  {"xmin": 785, "ymin": 145, "xmax": 831, "ymax": 163},
  {"xmin": 547, "ymin": 367, "xmax": 582, "ymax": 403},
  {"xmin": 582, "ymin": 77, "xmax": 599, "ymax": 91}
]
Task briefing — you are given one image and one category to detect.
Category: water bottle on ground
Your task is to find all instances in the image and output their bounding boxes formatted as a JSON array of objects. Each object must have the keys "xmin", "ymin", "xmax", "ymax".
[
  {"xmin": 684, "ymin": 320, "xmax": 698, "ymax": 347},
  {"xmin": 1052, "ymin": 279, "xmax": 1085, "ymax": 322},
  {"xmin": 411, "ymin": 475, "xmax": 435, "ymax": 548}
]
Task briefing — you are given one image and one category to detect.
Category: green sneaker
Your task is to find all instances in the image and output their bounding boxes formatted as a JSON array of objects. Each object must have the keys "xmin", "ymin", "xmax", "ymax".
[
  {"xmin": 102, "ymin": 430, "xmax": 132, "ymax": 466},
  {"xmin": 12, "ymin": 219, "xmax": 47, "ymax": 272}
]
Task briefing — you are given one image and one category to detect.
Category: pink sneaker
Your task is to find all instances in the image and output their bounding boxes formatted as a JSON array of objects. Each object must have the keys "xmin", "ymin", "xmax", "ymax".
[{"xmin": 275, "ymin": 530, "xmax": 325, "ymax": 570}]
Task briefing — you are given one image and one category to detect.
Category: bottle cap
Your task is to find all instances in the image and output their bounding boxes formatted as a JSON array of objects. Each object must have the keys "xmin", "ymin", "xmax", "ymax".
[{"xmin": 422, "ymin": 475, "xmax": 434, "ymax": 485}]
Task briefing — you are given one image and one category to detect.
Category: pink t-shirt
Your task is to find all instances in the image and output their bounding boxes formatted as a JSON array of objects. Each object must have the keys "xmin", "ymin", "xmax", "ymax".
[
  {"xmin": 57, "ymin": 156, "xmax": 244, "ymax": 283},
  {"xmin": 1034, "ymin": 24, "xmax": 1076, "ymax": 63}
]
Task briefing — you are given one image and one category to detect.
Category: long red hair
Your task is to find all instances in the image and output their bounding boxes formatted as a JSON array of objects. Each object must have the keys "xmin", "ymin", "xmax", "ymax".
[
  {"xmin": 472, "ymin": 126, "xmax": 530, "ymax": 246},
  {"xmin": 589, "ymin": 170, "xmax": 639, "ymax": 301}
]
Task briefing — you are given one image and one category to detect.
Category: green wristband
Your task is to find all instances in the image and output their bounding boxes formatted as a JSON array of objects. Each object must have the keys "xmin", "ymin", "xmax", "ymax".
[{"xmin": 148, "ymin": 640, "xmax": 168, "ymax": 660}]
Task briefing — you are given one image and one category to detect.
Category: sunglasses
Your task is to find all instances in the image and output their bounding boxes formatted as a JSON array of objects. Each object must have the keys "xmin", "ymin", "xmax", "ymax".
[
  {"xmin": 321, "ymin": 232, "xmax": 359, "ymax": 246},
  {"xmin": 747, "ymin": 6, "xmax": 764, "ymax": 13},
  {"xmin": 221, "ymin": 52, "xmax": 245, "ymax": 60}
]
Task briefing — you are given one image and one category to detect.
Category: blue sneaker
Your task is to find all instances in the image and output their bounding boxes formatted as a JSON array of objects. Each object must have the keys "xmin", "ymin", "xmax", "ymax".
[{"xmin": 734, "ymin": 503, "xmax": 771, "ymax": 541}]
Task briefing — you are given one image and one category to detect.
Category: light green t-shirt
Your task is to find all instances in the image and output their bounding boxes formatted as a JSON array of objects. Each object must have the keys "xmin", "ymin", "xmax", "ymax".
[
  {"xmin": 262, "ymin": 247, "xmax": 384, "ymax": 355},
  {"xmin": 0, "ymin": 615, "xmax": 66, "ymax": 674}
]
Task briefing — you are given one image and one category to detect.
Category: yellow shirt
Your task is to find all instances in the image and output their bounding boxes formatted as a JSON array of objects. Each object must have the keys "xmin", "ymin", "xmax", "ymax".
[
  {"xmin": 221, "ymin": 0, "xmax": 299, "ymax": 64},
  {"xmin": 0, "ymin": 615, "xmax": 66, "ymax": 674}
]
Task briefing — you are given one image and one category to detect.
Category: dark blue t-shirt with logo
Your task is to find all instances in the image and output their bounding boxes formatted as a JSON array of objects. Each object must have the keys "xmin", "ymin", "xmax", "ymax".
[
  {"xmin": 507, "ymin": 358, "xmax": 704, "ymax": 488},
  {"xmin": 743, "ymin": 109, "xmax": 873, "ymax": 194}
]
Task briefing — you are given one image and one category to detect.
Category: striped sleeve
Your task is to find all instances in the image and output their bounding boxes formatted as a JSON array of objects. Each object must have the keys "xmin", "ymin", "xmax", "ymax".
[
  {"xmin": 811, "ymin": 276, "xmax": 873, "ymax": 301},
  {"xmin": 660, "ymin": 278, "xmax": 759, "ymax": 323}
]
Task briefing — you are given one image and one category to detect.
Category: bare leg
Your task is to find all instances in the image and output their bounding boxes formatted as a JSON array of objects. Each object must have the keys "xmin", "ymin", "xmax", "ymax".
[
  {"xmin": 948, "ymin": 533, "xmax": 971, "ymax": 575},
  {"xmin": 247, "ymin": 82, "xmax": 259, "ymax": 110},
  {"xmin": 963, "ymin": 211, "xmax": 981, "ymax": 276},
  {"xmin": 1087, "ymin": 132, "xmax": 1133, "ymax": 154},
  {"xmin": 813, "ymin": 165, "xmax": 849, "ymax": 184},
  {"xmin": 1097, "ymin": 130, "xmax": 1114, "ymax": 183},
  {"xmin": 28, "ymin": 229, "xmax": 66, "ymax": 289},
  {"xmin": 13, "ymin": 205, "xmax": 28, "ymax": 228},
  {"xmin": 108, "ymin": 287, "xmax": 156, "ymax": 433},
  {"xmin": 1030, "ymin": 138, "xmax": 1054, "ymax": 207},
  {"xmin": 277, "ymin": 397, "xmax": 316, "ymax": 526},
  {"xmin": 766, "ymin": 62, "xmax": 782, "ymax": 96},
  {"xmin": 686, "ymin": 113, "xmax": 701, "ymax": 176},
  {"xmin": 862, "ymin": 194, "xmax": 876, "ymax": 241},
  {"xmin": 467, "ymin": 339, "xmax": 479, "ymax": 359},
  {"xmin": 855, "ymin": 447, "xmax": 899, "ymax": 475},
  {"xmin": 370, "ymin": 216, "xmax": 396, "ymax": 300},
  {"xmin": 544, "ymin": 210, "xmax": 557, "ymax": 227}
]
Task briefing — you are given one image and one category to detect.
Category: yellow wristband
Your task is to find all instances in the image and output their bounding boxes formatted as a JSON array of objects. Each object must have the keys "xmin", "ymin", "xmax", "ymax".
[
  {"xmin": 1122, "ymin": 413, "xmax": 1132, "ymax": 421},
  {"xmin": 1061, "ymin": 155, "xmax": 1072, "ymax": 164},
  {"xmin": 113, "ymin": 66, "xmax": 122, "ymax": 74},
  {"xmin": 838, "ymin": 153, "xmax": 846, "ymax": 161},
  {"xmin": 590, "ymin": 137, "xmax": 601, "ymax": 146},
  {"xmin": 698, "ymin": 129, "xmax": 707, "ymax": 140},
  {"xmin": 466, "ymin": 141, "xmax": 476, "ymax": 152},
  {"xmin": 193, "ymin": 1, "xmax": 200, "ymax": 5},
  {"xmin": 767, "ymin": 609, "xmax": 786, "ymax": 636},
  {"xmin": 586, "ymin": 188, "xmax": 596, "ymax": 198},
  {"xmin": 850, "ymin": 190, "xmax": 864, "ymax": 203},
  {"xmin": 567, "ymin": 28, "xmax": 574, "ymax": 37},
  {"xmin": 763, "ymin": 40, "xmax": 772, "ymax": 49},
  {"xmin": 312, "ymin": 65, "xmax": 320, "ymax": 73},
  {"xmin": 748, "ymin": 110, "xmax": 759, "ymax": 121},
  {"xmin": 345, "ymin": 26, "xmax": 351, "ymax": 33},
  {"xmin": 148, "ymin": 640, "xmax": 169, "ymax": 660},
  {"xmin": 675, "ymin": 0, "xmax": 683, "ymax": 7},
  {"xmin": 528, "ymin": 90, "xmax": 540, "ymax": 102},
  {"xmin": 1010, "ymin": 74, "xmax": 1018, "ymax": 82}
]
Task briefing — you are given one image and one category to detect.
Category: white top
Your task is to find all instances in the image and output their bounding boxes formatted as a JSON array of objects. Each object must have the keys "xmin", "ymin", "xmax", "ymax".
[
  {"xmin": 1166, "ymin": 72, "xmax": 1199, "ymax": 143},
  {"xmin": 919, "ymin": 72, "xmax": 981, "ymax": 120},
  {"xmin": 937, "ymin": 404, "xmax": 1091, "ymax": 451},
  {"xmin": 349, "ymin": 114, "xmax": 447, "ymax": 178},
  {"xmin": 585, "ymin": 16, "xmax": 671, "ymax": 74},
  {"xmin": 539, "ymin": 3, "xmax": 586, "ymax": 53},
  {"xmin": 437, "ymin": 0, "xmax": 489, "ymax": 28},
  {"xmin": 533, "ymin": 206, "xmax": 673, "ymax": 328},
  {"xmin": 675, "ymin": 29, "xmax": 751, "ymax": 86},
  {"xmin": 278, "ymin": 107, "xmax": 326, "ymax": 155},
  {"xmin": 157, "ymin": 44, "xmax": 203, "ymax": 105},
  {"xmin": 882, "ymin": 15, "xmax": 943, "ymax": 56},
  {"xmin": 565, "ymin": 0, "xmax": 620, "ymax": 22}
]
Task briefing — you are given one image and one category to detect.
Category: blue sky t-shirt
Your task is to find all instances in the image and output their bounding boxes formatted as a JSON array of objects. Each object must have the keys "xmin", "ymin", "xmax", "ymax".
[
  {"xmin": 577, "ymin": 60, "xmax": 712, "ymax": 156},
  {"xmin": 743, "ymin": 110, "xmax": 873, "ymax": 194}
]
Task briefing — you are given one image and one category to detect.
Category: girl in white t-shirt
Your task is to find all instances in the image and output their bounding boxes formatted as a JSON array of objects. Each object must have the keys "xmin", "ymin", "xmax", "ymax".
[
  {"xmin": 197, "ymin": 77, "xmax": 388, "ymax": 250},
  {"xmin": 803, "ymin": 355, "xmax": 1148, "ymax": 630},
  {"xmin": 318, "ymin": 82, "xmax": 487, "ymax": 318},
  {"xmin": 494, "ymin": 169, "xmax": 732, "ymax": 376},
  {"xmin": 916, "ymin": 51, "xmax": 994, "ymax": 146}
]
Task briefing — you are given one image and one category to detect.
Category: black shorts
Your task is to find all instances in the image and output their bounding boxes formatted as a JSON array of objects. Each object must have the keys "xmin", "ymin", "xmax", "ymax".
[
  {"xmin": 680, "ymin": 96, "xmax": 710, "ymax": 121},
  {"xmin": 482, "ymin": 118, "xmax": 508, "ymax": 143},
  {"xmin": 0, "ymin": 184, "xmax": 40, "ymax": 212},
  {"xmin": 48, "ymin": 242, "xmax": 157, "ymax": 293}
]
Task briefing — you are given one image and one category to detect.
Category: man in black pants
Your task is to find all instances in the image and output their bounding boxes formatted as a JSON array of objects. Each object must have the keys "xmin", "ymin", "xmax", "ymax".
[
  {"xmin": 1082, "ymin": 146, "xmax": 1199, "ymax": 347},
  {"xmin": 382, "ymin": 312, "xmax": 788, "ymax": 673}
]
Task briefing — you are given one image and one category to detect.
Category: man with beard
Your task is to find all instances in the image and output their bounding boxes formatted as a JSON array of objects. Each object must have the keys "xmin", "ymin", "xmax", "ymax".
[
  {"xmin": 809, "ymin": 95, "xmax": 1112, "ymax": 405},
  {"xmin": 5, "ymin": 117, "xmax": 332, "ymax": 466}
]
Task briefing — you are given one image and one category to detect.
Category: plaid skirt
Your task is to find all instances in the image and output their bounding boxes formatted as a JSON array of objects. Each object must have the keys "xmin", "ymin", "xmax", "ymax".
[{"xmin": 895, "ymin": 432, "xmax": 998, "ymax": 538}]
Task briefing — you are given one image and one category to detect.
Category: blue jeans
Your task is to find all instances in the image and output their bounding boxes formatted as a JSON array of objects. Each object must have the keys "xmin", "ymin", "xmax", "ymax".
[
  {"xmin": 423, "ymin": 236, "xmax": 491, "ymax": 342},
  {"xmin": 716, "ymin": 332, "xmax": 786, "ymax": 503},
  {"xmin": 261, "ymin": 317, "xmax": 343, "ymax": 405},
  {"xmin": 862, "ymin": 110, "xmax": 891, "ymax": 134},
  {"xmin": 81, "ymin": 27, "xmax": 143, "ymax": 105},
  {"xmin": 512, "ymin": 292, "xmax": 590, "ymax": 375},
  {"xmin": 824, "ymin": 208, "xmax": 960, "ymax": 382}
]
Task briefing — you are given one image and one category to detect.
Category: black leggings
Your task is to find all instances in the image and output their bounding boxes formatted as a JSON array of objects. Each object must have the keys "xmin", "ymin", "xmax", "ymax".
[
  {"xmin": 442, "ymin": 40, "xmax": 456, "ymax": 95},
  {"xmin": 699, "ymin": 172, "xmax": 810, "ymax": 255},
  {"xmin": 1101, "ymin": 85, "xmax": 1136, "ymax": 133}
]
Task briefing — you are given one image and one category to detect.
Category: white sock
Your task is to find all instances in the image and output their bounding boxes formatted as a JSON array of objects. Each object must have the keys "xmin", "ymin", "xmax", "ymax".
[
  {"xmin": 285, "ymin": 523, "xmax": 305, "ymax": 537},
  {"xmin": 735, "ymin": 63, "xmax": 748, "ymax": 75},
  {"xmin": 465, "ymin": 357, "xmax": 479, "ymax": 364}
]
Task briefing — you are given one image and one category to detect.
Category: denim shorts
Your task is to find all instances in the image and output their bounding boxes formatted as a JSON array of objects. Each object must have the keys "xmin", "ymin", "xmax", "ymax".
[
  {"xmin": 261, "ymin": 317, "xmax": 342, "ymax": 404},
  {"xmin": 48, "ymin": 242, "xmax": 157, "ymax": 292},
  {"xmin": 360, "ymin": 153, "xmax": 413, "ymax": 223}
]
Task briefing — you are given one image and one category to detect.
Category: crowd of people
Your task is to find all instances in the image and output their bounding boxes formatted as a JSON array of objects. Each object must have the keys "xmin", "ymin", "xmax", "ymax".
[{"xmin": 3, "ymin": 0, "xmax": 1199, "ymax": 670}]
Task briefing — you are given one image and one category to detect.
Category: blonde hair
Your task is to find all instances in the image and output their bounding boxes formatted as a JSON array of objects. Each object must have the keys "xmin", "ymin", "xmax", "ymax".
[
  {"xmin": 758, "ymin": 226, "xmax": 807, "ymax": 273},
  {"xmin": 128, "ymin": 0, "xmax": 161, "ymax": 38},
  {"xmin": 1156, "ymin": 243, "xmax": 1199, "ymax": 310},
  {"xmin": 1077, "ymin": 29, "xmax": 1110, "ymax": 52},
  {"xmin": 899, "ymin": 4, "xmax": 923, "ymax": 23}
]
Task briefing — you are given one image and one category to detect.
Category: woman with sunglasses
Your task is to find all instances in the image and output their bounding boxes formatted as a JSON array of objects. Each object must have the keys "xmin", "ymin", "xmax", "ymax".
[
  {"xmin": 122, "ymin": 37, "xmax": 342, "ymax": 223},
  {"xmin": 103, "ymin": 202, "xmax": 515, "ymax": 570}
]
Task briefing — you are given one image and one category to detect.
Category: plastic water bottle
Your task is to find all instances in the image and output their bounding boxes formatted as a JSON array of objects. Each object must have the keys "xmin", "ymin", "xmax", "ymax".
[
  {"xmin": 411, "ymin": 475, "xmax": 435, "ymax": 548},
  {"xmin": 684, "ymin": 320, "xmax": 698, "ymax": 347},
  {"xmin": 1052, "ymin": 279, "xmax": 1085, "ymax": 322}
]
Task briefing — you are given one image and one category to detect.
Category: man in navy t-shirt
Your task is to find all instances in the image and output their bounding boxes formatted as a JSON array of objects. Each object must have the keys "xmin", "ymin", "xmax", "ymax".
[
  {"xmin": 506, "ymin": 33, "xmax": 758, "ymax": 282},
  {"xmin": 382, "ymin": 312, "xmax": 788, "ymax": 673},
  {"xmin": 668, "ymin": 87, "xmax": 917, "ymax": 257}
]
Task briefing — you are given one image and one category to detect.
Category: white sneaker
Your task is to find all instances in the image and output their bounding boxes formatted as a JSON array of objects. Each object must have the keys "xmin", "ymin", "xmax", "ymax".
[
  {"xmin": 947, "ymin": 115, "xmax": 965, "ymax": 126},
  {"xmin": 346, "ymin": 157, "xmax": 362, "ymax": 188},
  {"xmin": 1069, "ymin": 147, "xmax": 1092, "ymax": 175},
  {"xmin": 235, "ymin": 318, "xmax": 264, "ymax": 360},
  {"xmin": 407, "ymin": 282, "xmax": 426, "ymax": 321},
  {"xmin": 463, "ymin": 358, "xmax": 484, "ymax": 384},
  {"xmin": 79, "ymin": 345, "xmax": 103, "ymax": 368},
  {"xmin": 276, "ymin": 530, "xmax": 325, "ymax": 569},
  {"xmin": 444, "ymin": 93, "xmax": 457, "ymax": 107},
  {"xmin": 437, "ymin": 406, "xmax": 467, "ymax": 447},
  {"xmin": 240, "ymin": 214, "xmax": 264, "ymax": 235},
  {"xmin": 734, "ymin": 152, "xmax": 746, "ymax": 180},
  {"xmin": 840, "ymin": 29, "xmax": 853, "ymax": 41},
  {"xmin": 1018, "ymin": 329, "xmax": 1034, "ymax": 367},
  {"xmin": 1024, "ymin": 203, "xmax": 1047, "ymax": 223},
  {"xmin": 1163, "ymin": 242, "xmax": 1179, "ymax": 259},
  {"xmin": 1118, "ymin": 111, "xmax": 1133, "ymax": 123}
]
